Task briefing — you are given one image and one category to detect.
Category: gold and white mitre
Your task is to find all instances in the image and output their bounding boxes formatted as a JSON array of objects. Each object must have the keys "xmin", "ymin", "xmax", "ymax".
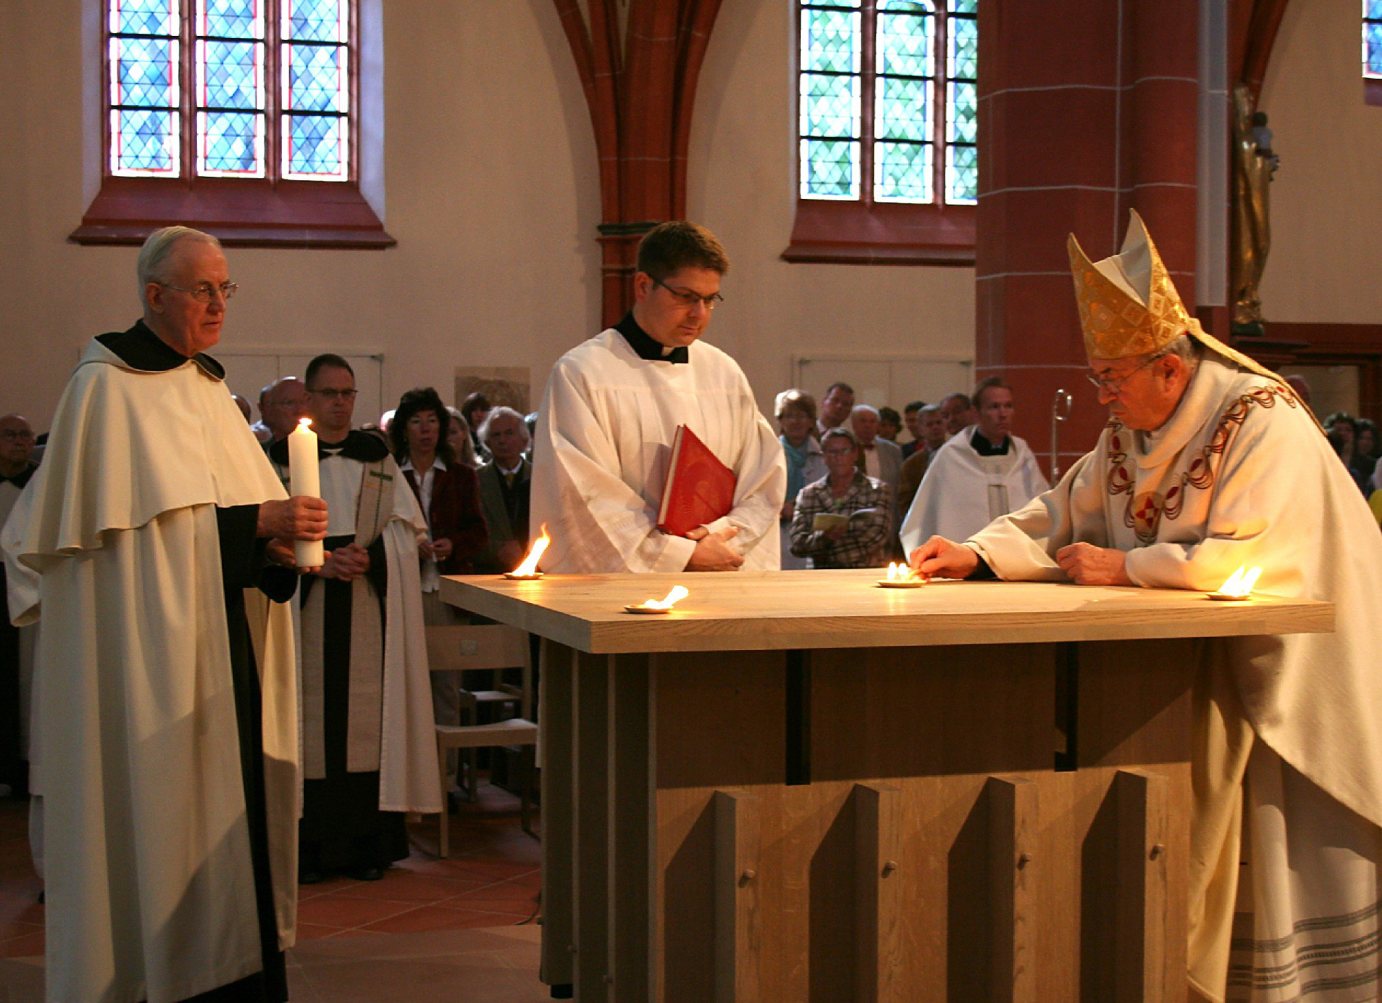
[{"xmin": 1067, "ymin": 209, "xmax": 1286, "ymax": 389}]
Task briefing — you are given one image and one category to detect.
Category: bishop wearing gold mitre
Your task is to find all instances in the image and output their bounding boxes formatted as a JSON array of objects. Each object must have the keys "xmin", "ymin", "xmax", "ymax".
[{"xmin": 911, "ymin": 210, "xmax": 1382, "ymax": 1002}]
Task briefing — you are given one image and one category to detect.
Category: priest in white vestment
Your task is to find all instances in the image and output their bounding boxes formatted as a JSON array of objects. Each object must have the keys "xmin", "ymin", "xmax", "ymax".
[
  {"xmin": 910, "ymin": 211, "xmax": 1382, "ymax": 1002},
  {"xmin": 899, "ymin": 377, "xmax": 1049, "ymax": 553},
  {"xmin": 1, "ymin": 228, "xmax": 328, "ymax": 1003},
  {"xmin": 531, "ymin": 221, "xmax": 785, "ymax": 573},
  {"xmin": 268, "ymin": 354, "xmax": 439, "ymax": 884}
]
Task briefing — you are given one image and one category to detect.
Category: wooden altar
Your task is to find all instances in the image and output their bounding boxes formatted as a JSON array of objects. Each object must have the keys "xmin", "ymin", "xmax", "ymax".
[{"xmin": 440, "ymin": 570, "xmax": 1332, "ymax": 1002}]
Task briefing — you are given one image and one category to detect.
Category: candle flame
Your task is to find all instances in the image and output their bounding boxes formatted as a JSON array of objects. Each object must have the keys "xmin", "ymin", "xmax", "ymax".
[
  {"xmin": 1216, "ymin": 565, "xmax": 1263, "ymax": 598},
  {"xmin": 297, "ymin": 416, "xmax": 313, "ymax": 430},
  {"xmin": 511, "ymin": 524, "xmax": 551, "ymax": 577},
  {"xmin": 639, "ymin": 585, "xmax": 689, "ymax": 611},
  {"xmin": 885, "ymin": 562, "xmax": 919, "ymax": 582}
]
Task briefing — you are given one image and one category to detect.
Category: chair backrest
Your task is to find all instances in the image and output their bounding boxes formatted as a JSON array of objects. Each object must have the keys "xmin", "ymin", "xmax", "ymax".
[{"xmin": 425, "ymin": 623, "xmax": 532, "ymax": 718}]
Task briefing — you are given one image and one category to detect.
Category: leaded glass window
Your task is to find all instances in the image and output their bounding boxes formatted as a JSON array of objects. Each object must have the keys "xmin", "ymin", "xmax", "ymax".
[
  {"xmin": 798, "ymin": 0, "xmax": 977, "ymax": 206},
  {"xmin": 1366, "ymin": 0, "xmax": 1382, "ymax": 78},
  {"xmin": 107, "ymin": 0, "xmax": 352, "ymax": 182}
]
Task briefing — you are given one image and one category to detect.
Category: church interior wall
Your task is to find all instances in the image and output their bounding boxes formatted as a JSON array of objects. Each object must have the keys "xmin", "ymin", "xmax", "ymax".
[
  {"xmin": 1257, "ymin": 0, "xmax": 1382, "ymax": 325},
  {"xmin": 0, "ymin": 1, "xmax": 1376, "ymax": 432}
]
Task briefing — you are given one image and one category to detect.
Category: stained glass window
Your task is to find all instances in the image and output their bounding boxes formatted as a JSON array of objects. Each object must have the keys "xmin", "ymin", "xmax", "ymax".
[
  {"xmin": 798, "ymin": 0, "xmax": 977, "ymax": 206},
  {"xmin": 107, "ymin": 0, "xmax": 352, "ymax": 181},
  {"xmin": 1366, "ymin": 0, "xmax": 1382, "ymax": 78}
]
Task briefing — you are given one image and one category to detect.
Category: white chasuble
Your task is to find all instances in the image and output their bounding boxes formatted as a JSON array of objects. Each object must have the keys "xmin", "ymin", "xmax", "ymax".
[{"xmin": 966, "ymin": 354, "xmax": 1382, "ymax": 1001}]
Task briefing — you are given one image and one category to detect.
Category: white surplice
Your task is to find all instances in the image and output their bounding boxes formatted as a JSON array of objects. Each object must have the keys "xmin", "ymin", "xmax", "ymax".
[
  {"xmin": 531, "ymin": 329, "xmax": 786, "ymax": 573},
  {"xmin": 964, "ymin": 353, "xmax": 1382, "ymax": 1001},
  {"xmin": 2, "ymin": 338, "xmax": 299, "ymax": 1003},
  {"xmin": 898, "ymin": 427, "xmax": 1049, "ymax": 554}
]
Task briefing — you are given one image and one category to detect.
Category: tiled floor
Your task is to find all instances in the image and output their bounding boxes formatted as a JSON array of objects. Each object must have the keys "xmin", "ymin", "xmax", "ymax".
[{"xmin": 0, "ymin": 785, "xmax": 553, "ymax": 1001}]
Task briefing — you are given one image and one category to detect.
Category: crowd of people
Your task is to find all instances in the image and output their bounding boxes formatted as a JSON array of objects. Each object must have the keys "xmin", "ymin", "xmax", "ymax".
[{"xmin": 773, "ymin": 376, "xmax": 1050, "ymax": 569}]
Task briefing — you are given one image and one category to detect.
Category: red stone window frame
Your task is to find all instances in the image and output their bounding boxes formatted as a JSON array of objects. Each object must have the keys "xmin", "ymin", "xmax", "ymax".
[
  {"xmin": 71, "ymin": 0, "xmax": 392, "ymax": 248},
  {"xmin": 785, "ymin": 0, "xmax": 976, "ymax": 266}
]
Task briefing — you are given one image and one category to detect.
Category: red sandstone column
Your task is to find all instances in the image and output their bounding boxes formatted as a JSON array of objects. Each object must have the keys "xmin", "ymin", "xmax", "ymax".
[{"xmin": 976, "ymin": 0, "xmax": 1204, "ymax": 475}]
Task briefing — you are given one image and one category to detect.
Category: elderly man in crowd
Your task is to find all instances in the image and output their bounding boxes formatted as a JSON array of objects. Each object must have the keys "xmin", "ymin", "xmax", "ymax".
[
  {"xmin": 475, "ymin": 405, "xmax": 533, "ymax": 573},
  {"xmin": 257, "ymin": 376, "xmax": 310, "ymax": 445},
  {"xmin": 532, "ymin": 220, "xmax": 784, "ymax": 573},
  {"xmin": 910, "ymin": 210, "xmax": 1382, "ymax": 1001},
  {"xmin": 2, "ymin": 227, "xmax": 326, "ymax": 1002},
  {"xmin": 896, "ymin": 402, "xmax": 947, "ymax": 518},
  {"xmin": 900, "ymin": 376, "xmax": 1048, "ymax": 552}
]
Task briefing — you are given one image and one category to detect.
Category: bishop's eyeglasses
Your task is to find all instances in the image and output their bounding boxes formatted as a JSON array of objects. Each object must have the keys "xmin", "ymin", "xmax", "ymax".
[{"xmin": 160, "ymin": 281, "xmax": 239, "ymax": 303}]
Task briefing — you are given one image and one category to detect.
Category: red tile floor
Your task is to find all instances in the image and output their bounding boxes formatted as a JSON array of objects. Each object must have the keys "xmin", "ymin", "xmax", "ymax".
[{"xmin": 0, "ymin": 785, "xmax": 552, "ymax": 1002}]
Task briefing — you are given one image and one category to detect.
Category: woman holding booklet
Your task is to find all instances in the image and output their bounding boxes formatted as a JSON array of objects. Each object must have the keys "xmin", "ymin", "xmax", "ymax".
[{"xmin": 789, "ymin": 427, "xmax": 891, "ymax": 568}]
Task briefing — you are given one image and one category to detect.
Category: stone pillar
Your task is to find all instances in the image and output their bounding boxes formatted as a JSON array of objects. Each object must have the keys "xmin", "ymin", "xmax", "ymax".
[{"xmin": 976, "ymin": 0, "xmax": 1204, "ymax": 475}]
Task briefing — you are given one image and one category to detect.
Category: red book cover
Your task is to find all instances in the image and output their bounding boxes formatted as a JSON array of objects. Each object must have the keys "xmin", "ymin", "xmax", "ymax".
[{"xmin": 656, "ymin": 425, "xmax": 737, "ymax": 537}]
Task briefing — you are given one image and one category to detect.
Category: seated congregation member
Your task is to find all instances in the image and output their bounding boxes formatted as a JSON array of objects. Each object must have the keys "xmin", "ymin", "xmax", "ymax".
[
  {"xmin": 899, "ymin": 376, "xmax": 1049, "ymax": 553},
  {"xmin": 790, "ymin": 427, "xmax": 890, "ymax": 568},
  {"xmin": 270, "ymin": 354, "xmax": 440, "ymax": 884},
  {"xmin": 775, "ymin": 389, "xmax": 826, "ymax": 569},
  {"xmin": 910, "ymin": 210, "xmax": 1382, "ymax": 1000},
  {"xmin": 531, "ymin": 220, "xmax": 785, "ymax": 573},
  {"xmin": 475, "ymin": 406, "xmax": 533, "ymax": 574}
]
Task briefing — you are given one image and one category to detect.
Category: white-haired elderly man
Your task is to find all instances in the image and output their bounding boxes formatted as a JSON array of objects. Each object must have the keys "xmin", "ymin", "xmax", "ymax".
[
  {"xmin": 850, "ymin": 403, "xmax": 903, "ymax": 548},
  {"xmin": 910, "ymin": 210, "xmax": 1382, "ymax": 1001},
  {"xmin": 476, "ymin": 405, "xmax": 532, "ymax": 573},
  {"xmin": 2, "ymin": 226, "xmax": 327, "ymax": 1002}
]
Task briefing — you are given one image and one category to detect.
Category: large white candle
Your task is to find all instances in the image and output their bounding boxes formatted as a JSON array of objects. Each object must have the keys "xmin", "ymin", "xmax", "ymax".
[{"xmin": 288, "ymin": 417, "xmax": 324, "ymax": 567}]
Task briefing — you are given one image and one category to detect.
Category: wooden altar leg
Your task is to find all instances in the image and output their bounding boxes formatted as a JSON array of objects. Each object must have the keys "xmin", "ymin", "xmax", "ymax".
[
  {"xmin": 714, "ymin": 791, "xmax": 761, "ymax": 1002},
  {"xmin": 611, "ymin": 655, "xmax": 655, "ymax": 1000},
  {"xmin": 854, "ymin": 783, "xmax": 902, "ymax": 1003},
  {"xmin": 540, "ymin": 640, "xmax": 576, "ymax": 992},
  {"xmin": 1114, "ymin": 768, "xmax": 1170, "ymax": 1002},
  {"xmin": 574, "ymin": 651, "xmax": 612, "ymax": 1001},
  {"xmin": 988, "ymin": 776, "xmax": 1038, "ymax": 1003}
]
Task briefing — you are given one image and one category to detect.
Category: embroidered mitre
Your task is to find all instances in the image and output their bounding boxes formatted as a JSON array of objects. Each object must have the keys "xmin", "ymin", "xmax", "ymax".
[{"xmin": 1067, "ymin": 210, "xmax": 1294, "ymax": 393}]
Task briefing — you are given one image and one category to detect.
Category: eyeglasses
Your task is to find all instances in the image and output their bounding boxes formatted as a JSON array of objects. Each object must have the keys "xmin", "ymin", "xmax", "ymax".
[
  {"xmin": 308, "ymin": 388, "xmax": 358, "ymax": 400},
  {"xmin": 652, "ymin": 277, "xmax": 724, "ymax": 310},
  {"xmin": 1086, "ymin": 351, "xmax": 1169, "ymax": 395},
  {"xmin": 160, "ymin": 281, "xmax": 238, "ymax": 303}
]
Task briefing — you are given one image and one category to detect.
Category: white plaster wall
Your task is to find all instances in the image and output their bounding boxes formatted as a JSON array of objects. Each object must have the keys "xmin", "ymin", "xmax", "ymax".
[
  {"xmin": 0, "ymin": 0, "xmax": 602, "ymax": 428},
  {"xmin": 689, "ymin": 0, "xmax": 977, "ymax": 413},
  {"xmin": 1258, "ymin": 0, "xmax": 1382, "ymax": 324}
]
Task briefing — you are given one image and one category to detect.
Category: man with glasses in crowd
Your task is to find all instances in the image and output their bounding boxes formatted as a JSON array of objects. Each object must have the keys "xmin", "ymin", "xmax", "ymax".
[
  {"xmin": 269, "ymin": 354, "xmax": 439, "ymax": 884},
  {"xmin": 2, "ymin": 226, "xmax": 327, "ymax": 1002},
  {"xmin": 909, "ymin": 211, "xmax": 1382, "ymax": 1001},
  {"xmin": 532, "ymin": 220, "xmax": 785, "ymax": 572},
  {"xmin": 255, "ymin": 375, "xmax": 310, "ymax": 446}
]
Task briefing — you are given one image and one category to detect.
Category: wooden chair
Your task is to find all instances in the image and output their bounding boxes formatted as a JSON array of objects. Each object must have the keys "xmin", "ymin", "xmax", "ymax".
[{"xmin": 424, "ymin": 623, "xmax": 538, "ymax": 856}]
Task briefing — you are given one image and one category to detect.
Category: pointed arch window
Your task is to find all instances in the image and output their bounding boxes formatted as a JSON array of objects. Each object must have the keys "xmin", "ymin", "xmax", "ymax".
[
  {"xmin": 786, "ymin": 0, "xmax": 977, "ymax": 265},
  {"xmin": 73, "ymin": 0, "xmax": 392, "ymax": 247}
]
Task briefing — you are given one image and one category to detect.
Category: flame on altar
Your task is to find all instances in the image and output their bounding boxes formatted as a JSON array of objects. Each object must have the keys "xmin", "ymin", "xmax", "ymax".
[
  {"xmin": 639, "ymin": 585, "xmax": 689, "ymax": 611},
  {"xmin": 1216, "ymin": 565, "xmax": 1262, "ymax": 598},
  {"xmin": 510, "ymin": 524, "xmax": 551, "ymax": 577},
  {"xmin": 885, "ymin": 562, "xmax": 918, "ymax": 582},
  {"xmin": 298, "ymin": 416, "xmax": 313, "ymax": 429}
]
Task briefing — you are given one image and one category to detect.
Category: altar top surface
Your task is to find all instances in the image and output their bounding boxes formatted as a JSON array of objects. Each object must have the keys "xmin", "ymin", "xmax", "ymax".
[{"xmin": 440, "ymin": 569, "xmax": 1334, "ymax": 655}]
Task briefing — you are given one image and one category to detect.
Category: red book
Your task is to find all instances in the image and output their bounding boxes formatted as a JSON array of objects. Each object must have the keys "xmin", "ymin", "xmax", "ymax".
[{"xmin": 657, "ymin": 425, "xmax": 737, "ymax": 537}]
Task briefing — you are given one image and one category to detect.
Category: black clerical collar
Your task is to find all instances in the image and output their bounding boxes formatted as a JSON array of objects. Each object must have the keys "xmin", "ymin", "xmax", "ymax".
[
  {"xmin": 97, "ymin": 320, "xmax": 225, "ymax": 380},
  {"xmin": 970, "ymin": 430, "xmax": 1011, "ymax": 456},
  {"xmin": 0, "ymin": 464, "xmax": 35, "ymax": 489},
  {"xmin": 268, "ymin": 428, "xmax": 389, "ymax": 465},
  {"xmin": 615, "ymin": 313, "xmax": 689, "ymax": 364}
]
